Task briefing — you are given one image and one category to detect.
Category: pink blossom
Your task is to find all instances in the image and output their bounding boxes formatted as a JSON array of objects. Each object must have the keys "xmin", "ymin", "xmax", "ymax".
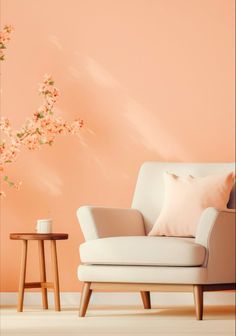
[
  {"xmin": 1, "ymin": 74, "xmax": 83, "ymax": 195},
  {"xmin": 0, "ymin": 25, "xmax": 13, "ymax": 61},
  {"xmin": 0, "ymin": 22, "xmax": 83, "ymax": 195}
]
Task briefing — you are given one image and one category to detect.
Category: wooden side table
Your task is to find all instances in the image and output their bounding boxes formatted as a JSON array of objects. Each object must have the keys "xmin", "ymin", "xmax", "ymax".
[{"xmin": 10, "ymin": 233, "xmax": 68, "ymax": 312}]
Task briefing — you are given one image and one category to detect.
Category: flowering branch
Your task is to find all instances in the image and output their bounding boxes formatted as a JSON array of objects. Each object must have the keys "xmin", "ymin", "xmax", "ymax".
[
  {"xmin": 0, "ymin": 25, "xmax": 13, "ymax": 61},
  {"xmin": 0, "ymin": 25, "xmax": 84, "ymax": 196},
  {"xmin": 0, "ymin": 75, "xmax": 83, "ymax": 195}
]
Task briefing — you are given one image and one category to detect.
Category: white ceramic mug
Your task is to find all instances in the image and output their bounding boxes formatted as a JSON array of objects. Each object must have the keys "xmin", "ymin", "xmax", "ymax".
[{"xmin": 36, "ymin": 219, "xmax": 52, "ymax": 233}]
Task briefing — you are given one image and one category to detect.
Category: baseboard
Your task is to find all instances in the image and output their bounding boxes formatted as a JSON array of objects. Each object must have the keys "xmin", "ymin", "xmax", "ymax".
[{"xmin": 0, "ymin": 291, "xmax": 235, "ymax": 307}]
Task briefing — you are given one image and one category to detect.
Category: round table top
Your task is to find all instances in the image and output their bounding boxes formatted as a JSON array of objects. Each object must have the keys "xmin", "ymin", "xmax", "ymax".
[{"xmin": 10, "ymin": 233, "xmax": 68, "ymax": 240}]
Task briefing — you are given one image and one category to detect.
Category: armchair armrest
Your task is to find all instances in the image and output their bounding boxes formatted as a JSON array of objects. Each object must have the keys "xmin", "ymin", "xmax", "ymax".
[
  {"xmin": 195, "ymin": 207, "xmax": 235, "ymax": 248},
  {"xmin": 195, "ymin": 207, "xmax": 235, "ymax": 282},
  {"xmin": 77, "ymin": 206, "xmax": 145, "ymax": 241}
]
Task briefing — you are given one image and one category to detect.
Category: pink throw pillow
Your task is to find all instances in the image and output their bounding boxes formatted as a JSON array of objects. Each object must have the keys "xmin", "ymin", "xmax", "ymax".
[{"xmin": 148, "ymin": 171, "xmax": 235, "ymax": 237}]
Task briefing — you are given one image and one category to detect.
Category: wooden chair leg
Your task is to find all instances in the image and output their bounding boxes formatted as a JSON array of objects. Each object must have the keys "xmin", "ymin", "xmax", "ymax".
[
  {"xmin": 17, "ymin": 240, "xmax": 28, "ymax": 312},
  {"xmin": 193, "ymin": 285, "xmax": 203, "ymax": 320},
  {"xmin": 51, "ymin": 240, "xmax": 61, "ymax": 311},
  {"xmin": 38, "ymin": 240, "xmax": 48, "ymax": 309},
  {"xmin": 79, "ymin": 282, "xmax": 92, "ymax": 317},
  {"xmin": 140, "ymin": 291, "xmax": 151, "ymax": 309}
]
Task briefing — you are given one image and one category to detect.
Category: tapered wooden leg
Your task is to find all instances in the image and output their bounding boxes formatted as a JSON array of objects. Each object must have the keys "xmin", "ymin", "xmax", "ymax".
[
  {"xmin": 193, "ymin": 285, "xmax": 203, "ymax": 320},
  {"xmin": 79, "ymin": 282, "xmax": 92, "ymax": 317},
  {"xmin": 17, "ymin": 240, "xmax": 28, "ymax": 312},
  {"xmin": 51, "ymin": 240, "xmax": 61, "ymax": 311},
  {"xmin": 140, "ymin": 291, "xmax": 151, "ymax": 309},
  {"xmin": 38, "ymin": 240, "xmax": 48, "ymax": 309}
]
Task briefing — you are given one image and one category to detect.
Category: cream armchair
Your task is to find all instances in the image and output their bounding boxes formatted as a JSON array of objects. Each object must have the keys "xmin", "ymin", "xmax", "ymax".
[{"xmin": 77, "ymin": 162, "xmax": 235, "ymax": 319}]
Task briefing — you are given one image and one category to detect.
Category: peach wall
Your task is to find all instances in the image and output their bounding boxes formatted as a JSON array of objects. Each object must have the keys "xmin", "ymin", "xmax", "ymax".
[{"xmin": 0, "ymin": 0, "xmax": 235, "ymax": 292}]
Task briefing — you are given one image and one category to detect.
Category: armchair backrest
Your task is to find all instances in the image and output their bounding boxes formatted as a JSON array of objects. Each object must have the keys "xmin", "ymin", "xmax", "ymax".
[{"xmin": 131, "ymin": 162, "xmax": 235, "ymax": 234}]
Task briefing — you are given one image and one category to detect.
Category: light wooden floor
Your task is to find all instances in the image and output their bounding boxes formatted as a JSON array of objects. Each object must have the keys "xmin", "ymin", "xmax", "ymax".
[{"xmin": 0, "ymin": 305, "xmax": 235, "ymax": 336}]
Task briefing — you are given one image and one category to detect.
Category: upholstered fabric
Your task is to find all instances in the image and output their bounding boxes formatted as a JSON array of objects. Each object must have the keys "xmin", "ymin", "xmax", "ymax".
[
  {"xmin": 80, "ymin": 236, "xmax": 206, "ymax": 267},
  {"xmin": 148, "ymin": 171, "xmax": 235, "ymax": 237},
  {"xmin": 131, "ymin": 162, "xmax": 235, "ymax": 234},
  {"xmin": 78, "ymin": 208, "xmax": 235, "ymax": 284},
  {"xmin": 195, "ymin": 208, "xmax": 235, "ymax": 280},
  {"xmin": 77, "ymin": 162, "xmax": 236, "ymax": 286},
  {"xmin": 78, "ymin": 265, "xmax": 208, "ymax": 284},
  {"xmin": 77, "ymin": 207, "xmax": 145, "ymax": 241}
]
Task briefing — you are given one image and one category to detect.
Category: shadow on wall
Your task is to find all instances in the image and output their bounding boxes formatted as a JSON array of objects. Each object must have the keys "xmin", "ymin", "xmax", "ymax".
[
  {"xmin": 48, "ymin": 35, "xmax": 187, "ymax": 172},
  {"xmin": 68, "ymin": 52, "xmax": 189, "ymax": 160}
]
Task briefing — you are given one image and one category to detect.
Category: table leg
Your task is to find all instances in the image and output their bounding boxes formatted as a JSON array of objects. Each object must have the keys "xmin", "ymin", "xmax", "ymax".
[
  {"xmin": 51, "ymin": 240, "xmax": 61, "ymax": 311},
  {"xmin": 38, "ymin": 240, "xmax": 48, "ymax": 309},
  {"xmin": 17, "ymin": 240, "xmax": 28, "ymax": 312}
]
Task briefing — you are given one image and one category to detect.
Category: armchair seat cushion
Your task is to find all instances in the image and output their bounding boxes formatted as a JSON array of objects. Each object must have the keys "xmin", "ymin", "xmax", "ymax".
[{"xmin": 80, "ymin": 236, "xmax": 206, "ymax": 267}]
